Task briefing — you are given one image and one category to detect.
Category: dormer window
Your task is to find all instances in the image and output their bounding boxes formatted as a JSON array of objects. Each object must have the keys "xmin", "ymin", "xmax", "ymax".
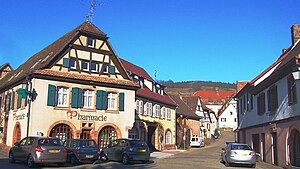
[{"xmin": 87, "ymin": 38, "xmax": 95, "ymax": 48}]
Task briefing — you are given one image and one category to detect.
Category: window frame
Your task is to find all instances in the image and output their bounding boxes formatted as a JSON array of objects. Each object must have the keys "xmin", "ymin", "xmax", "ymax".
[
  {"xmin": 83, "ymin": 89, "xmax": 94, "ymax": 109},
  {"xmin": 82, "ymin": 61, "xmax": 89, "ymax": 71},
  {"xmin": 146, "ymin": 102, "xmax": 152, "ymax": 116},
  {"xmin": 139, "ymin": 100, "xmax": 143, "ymax": 115},
  {"xmin": 267, "ymin": 85, "xmax": 278, "ymax": 113},
  {"xmin": 107, "ymin": 92, "xmax": 117, "ymax": 111},
  {"xmin": 91, "ymin": 62, "xmax": 98, "ymax": 72},
  {"xmin": 57, "ymin": 86, "xmax": 69, "ymax": 107},
  {"xmin": 257, "ymin": 92, "xmax": 266, "ymax": 116},
  {"xmin": 69, "ymin": 59, "xmax": 76, "ymax": 69},
  {"xmin": 87, "ymin": 38, "xmax": 95, "ymax": 48},
  {"xmin": 167, "ymin": 108, "xmax": 171, "ymax": 121},
  {"xmin": 288, "ymin": 75, "xmax": 297, "ymax": 105},
  {"xmin": 165, "ymin": 130, "xmax": 172, "ymax": 145}
]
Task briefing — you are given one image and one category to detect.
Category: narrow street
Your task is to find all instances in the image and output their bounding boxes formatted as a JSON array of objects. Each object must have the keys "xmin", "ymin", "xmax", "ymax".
[{"xmin": 0, "ymin": 131, "xmax": 283, "ymax": 169}]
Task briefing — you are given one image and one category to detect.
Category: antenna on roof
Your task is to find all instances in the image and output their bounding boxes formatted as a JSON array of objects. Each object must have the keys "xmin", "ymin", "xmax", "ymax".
[
  {"xmin": 86, "ymin": 0, "xmax": 96, "ymax": 22},
  {"xmin": 154, "ymin": 69, "xmax": 157, "ymax": 82}
]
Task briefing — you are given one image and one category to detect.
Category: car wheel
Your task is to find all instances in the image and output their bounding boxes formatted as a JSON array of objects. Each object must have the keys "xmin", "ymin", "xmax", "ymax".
[
  {"xmin": 100, "ymin": 151, "xmax": 108, "ymax": 161},
  {"xmin": 27, "ymin": 154, "xmax": 35, "ymax": 168},
  {"xmin": 9, "ymin": 151, "xmax": 15, "ymax": 163},
  {"xmin": 70, "ymin": 155, "xmax": 78, "ymax": 166},
  {"xmin": 122, "ymin": 154, "xmax": 129, "ymax": 165},
  {"xmin": 142, "ymin": 159, "xmax": 148, "ymax": 164}
]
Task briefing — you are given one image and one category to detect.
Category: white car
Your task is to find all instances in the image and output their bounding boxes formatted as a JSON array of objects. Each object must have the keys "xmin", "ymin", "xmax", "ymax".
[{"xmin": 190, "ymin": 137, "xmax": 205, "ymax": 147}]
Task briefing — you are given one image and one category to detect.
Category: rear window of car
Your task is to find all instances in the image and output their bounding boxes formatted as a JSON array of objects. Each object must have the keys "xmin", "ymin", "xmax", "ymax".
[
  {"xmin": 81, "ymin": 140, "xmax": 97, "ymax": 148},
  {"xmin": 191, "ymin": 138, "xmax": 198, "ymax": 142},
  {"xmin": 38, "ymin": 138, "xmax": 63, "ymax": 146},
  {"xmin": 231, "ymin": 144, "xmax": 252, "ymax": 150},
  {"xmin": 129, "ymin": 140, "xmax": 148, "ymax": 147}
]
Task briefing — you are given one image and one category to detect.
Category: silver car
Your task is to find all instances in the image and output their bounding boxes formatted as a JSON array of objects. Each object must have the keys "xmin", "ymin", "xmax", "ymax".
[
  {"xmin": 220, "ymin": 142, "xmax": 256, "ymax": 168},
  {"xmin": 9, "ymin": 136, "xmax": 67, "ymax": 168}
]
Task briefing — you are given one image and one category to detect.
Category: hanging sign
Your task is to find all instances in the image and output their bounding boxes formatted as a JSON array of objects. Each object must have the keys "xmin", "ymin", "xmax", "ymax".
[{"xmin": 13, "ymin": 113, "xmax": 25, "ymax": 121}]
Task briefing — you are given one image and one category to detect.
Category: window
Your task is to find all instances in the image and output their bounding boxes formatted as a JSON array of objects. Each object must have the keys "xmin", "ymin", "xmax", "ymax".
[
  {"xmin": 83, "ymin": 90, "xmax": 94, "ymax": 108},
  {"xmin": 136, "ymin": 101, "xmax": 139, "ymax": 113},
  {"xmin": 267, "ymin": 85, "xmax": 278, "ymax": 113},
  {"xmin": 161, "ymin": 107, "xmax": 166, "ymax": 119},
  {"xmin": 57, "ymin": 87, "xmax": 69, "ymax": 107},
  {"xmin": 91, "ymin": 62, "xmax": 98, "ymax": 72},
  {"xmin": 146, "ymin": 102, "xmax": 152, "ymax": 116},
  {"xmin": 165, "ymin": 130, "xmax": 171, "ymax": 144},
  {"xmin": 139, "ymin": 101, "xmax": 143, "ymax": 115},
  {"xmin": 234, "ymin": 118, "xmax": 237, "ymax": 122},
  {"xmin": 257, "ymin": 93, "xmax": 266, "ymax": 116},
  {"xmin": 250, "ymin": 94, "xmax": 253, "ymax": 110},
  {"xmin": 288, "ymin": 75, "xmax": 297, "ymax": 105},
  {"xmin": 102, "ymin": 63, "xmax": 108, "ymax": 73},
  {"xmin": 167, "ymin": 108, "xmax": 171, "ymax": 120},
  {"xmin": 82, "ymin": 61, "xmax": 89, "ymax": 71},
  {"xmin": 107, "ymin": 93, "xmax": 117, "ymax": 110},
  {"xmin": 156, "ymin": 105, "xmax": 161, "ymax": 118},
  {"xmin": 243, "ymin": 95, "xmax": 246, "ymax": 112},
  {"xmin": 70, "ymin": 59, "xmax": 76, "ymax": 69},
  {"xmin": 230, "ymin": 112, "xmax": 233, "ymax": 115},
  {"xmin": 87, "ymin": 38, "xmax": 95, "ymax": 48},
  {"xmin": 221, "ymin": 118, "xmax": 226, "ymax": 122}
]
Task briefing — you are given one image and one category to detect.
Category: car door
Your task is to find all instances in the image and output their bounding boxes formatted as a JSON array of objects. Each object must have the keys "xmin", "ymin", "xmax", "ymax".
[
  {"xmin": 106, "ymin": 140, "xmax": 118, "ymax": 161},
  {"xmin": 115, "ymin": 140, "xmax": 126, "ymax": 161},
  {"xmin": 13, "ymin": 138, "xmax": 28, "ymax": 161}
]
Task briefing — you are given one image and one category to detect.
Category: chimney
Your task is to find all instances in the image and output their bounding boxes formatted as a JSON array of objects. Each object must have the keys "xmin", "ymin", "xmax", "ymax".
[{"xmin": 292, "ymin": 24, "xmax": 300, "ymax": 45}]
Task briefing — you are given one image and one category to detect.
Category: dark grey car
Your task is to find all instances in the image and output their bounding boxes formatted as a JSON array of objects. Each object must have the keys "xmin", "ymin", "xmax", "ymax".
[
  {"xmin": 100, "ymin": 139, "xmax": 150, "ymax": 165},
  {"xmin": 9, "ymin": 136, "xmax": 67, "ymax": 168},
  {"xmin": 64, "ymin": 139, "xmax": 99, "ymax": 165}
]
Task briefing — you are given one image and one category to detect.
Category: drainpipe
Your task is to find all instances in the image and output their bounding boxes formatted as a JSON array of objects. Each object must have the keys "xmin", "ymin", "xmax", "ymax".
[{"xmin": 26, "ymin": 77, "xmax": 32, "ymax": 137}]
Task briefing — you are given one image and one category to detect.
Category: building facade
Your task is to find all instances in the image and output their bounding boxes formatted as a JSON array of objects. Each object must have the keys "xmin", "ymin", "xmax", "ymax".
[
  {"xmin": 120, "ymin": 59, "xmax": 177, "ymax": 151},
  {"xmin": 0, "ymin": 22, "xmax": 139, "ymax": 150},
  {"xmin": 217, "ymin": 97, "xmax": 238, "ymax": 130},
  {"xmin": 235, "ymin": 24, "xmax": 300, "ymax": 168}
]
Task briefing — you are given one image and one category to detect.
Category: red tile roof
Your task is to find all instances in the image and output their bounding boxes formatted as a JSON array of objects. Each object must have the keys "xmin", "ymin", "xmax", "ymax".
[
  {"xmin": 33, "ymin": 69, "xmax": 139, "ymax": 88},
  {"xmin": 136, "ymin": 86, "xmax": 177, "ymax": 107},
  {"xmin": 119, "ymin": 58, "xmax": 154, "ymax": 81},
  {"xmin": 170, "ymin": 94, "xmax": 200, "ymax": 120},
  {"xmin": 193, "ymin": 90, "xmax": 235, "ymax": 104}
]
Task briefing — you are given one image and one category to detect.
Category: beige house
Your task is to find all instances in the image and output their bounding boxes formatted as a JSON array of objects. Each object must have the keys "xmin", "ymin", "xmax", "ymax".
[{"xmin": 0, "ymin": 22, "xmax": 139, "ymax": 149}]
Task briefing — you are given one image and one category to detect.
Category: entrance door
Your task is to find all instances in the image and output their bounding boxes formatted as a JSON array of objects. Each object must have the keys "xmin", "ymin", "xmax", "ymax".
[
  {"xmin": 147, "ymin": 125, "xmax": 156, "ymax": 151},
  {"xmin": 293, "ymin": 130, "xmax": 300, "ymax": 166},
  {"xmin": 12, "ymin": 123, "xmax": 21, "ymax": 145},
  {"xmin": 272, "ymin": 132, "xmax": 278, "ymax": 165},
  {"xmin": 98, "ymin": 126, "xmax": 117, "ymax": 150},
  {"xmin": 252, "ymin": 134, "xmax": 260, "ymax": 156}
]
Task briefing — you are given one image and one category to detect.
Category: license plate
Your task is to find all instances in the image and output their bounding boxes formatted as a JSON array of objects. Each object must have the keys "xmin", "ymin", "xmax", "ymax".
[
  {"xmin": 242, "ymin": 154, "xmax": 248, "ymax": 156},
  {"xmin": 49, "ymin": 149, "xmax": 60, "ymax": 153},
  {"xmin": 86, "ymin": 155, "xmax": 94, "ymax": 158},
  {"xmin": 138, "ymin": 149, "xmax": 146, "ymax": 152}
]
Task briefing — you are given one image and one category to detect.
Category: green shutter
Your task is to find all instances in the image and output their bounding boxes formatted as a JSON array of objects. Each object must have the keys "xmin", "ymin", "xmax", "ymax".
[
  {"xmin": 3, "ymin": 95, "xmax": 7, "ymax": 112},
  {"xmin": 78, "ymin": 88, "xmax": 83, "ymax": 108},
  {"xmin": 71, "ymin": 88, "xmax": 79, "ymax": 108},
  {"xmin": 47, "ymin": 84, "xmax": 56, "ymax": 106},
  {"xmin": 63, "ymin": 58, "xmax": 70, "ymax": 67},
  {"xmin": 119, "ymin": 93, "xmax": 125, "ymax": 111},
  {"xmin": 109, "ymin": 65, "xmax": 115, "ymax": 75},
  {"xmin": 11, "ymin": 92, "xmax": 15, "ymax": 110},
  {"xmin": 17, "ymin": 94, "xmax": 22, "ymax": 109},
  {"xmin": 96, "ymin": 90, "xmax": 107, "ymax": 110}
]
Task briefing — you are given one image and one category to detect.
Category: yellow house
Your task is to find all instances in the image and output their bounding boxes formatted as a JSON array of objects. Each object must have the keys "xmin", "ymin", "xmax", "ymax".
[
  {"xmin": 120, "ymin": 58, "xmax": 177, "ymax": 151},
  {"xmin": 0, "ymin": 22, "xmax": 139, "ymax": 149}
]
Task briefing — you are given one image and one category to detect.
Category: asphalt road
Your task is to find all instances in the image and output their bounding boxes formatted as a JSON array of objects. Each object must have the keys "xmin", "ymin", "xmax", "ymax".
[{"xmin": 0, "ymin": 131, "xmax": 283, "ymax": 169}]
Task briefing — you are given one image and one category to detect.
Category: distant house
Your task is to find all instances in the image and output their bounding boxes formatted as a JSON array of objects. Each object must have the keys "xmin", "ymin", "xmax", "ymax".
[
  {"xmin": 194, "ymin": 89, "xmax": 235, "ymax": 105},
  {"xmin": 235, "ymin": 24, "xmax": 300, "ymax": 168},
  {"xmin": 120, "ymin": 58, "xmax": 177, "ymax": 151},
  {"xmin": 169, "ymin": 94, "xmax": 200, "ymax": 149},
  {"xmin": 217, "ymin": 97, "xmax": 238, "ymax": 130}
]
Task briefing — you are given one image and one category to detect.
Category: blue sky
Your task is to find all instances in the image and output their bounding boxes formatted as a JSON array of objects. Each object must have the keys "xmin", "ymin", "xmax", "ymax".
[{"xmin": 1, "ymin": 0, "xmax": 300, "ymax": 83}]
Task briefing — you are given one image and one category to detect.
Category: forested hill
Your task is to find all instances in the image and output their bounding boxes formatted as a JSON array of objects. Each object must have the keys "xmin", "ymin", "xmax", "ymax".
[{"xmin": 159, "ymin": 80, "xmax": 236, "ymax": 96}]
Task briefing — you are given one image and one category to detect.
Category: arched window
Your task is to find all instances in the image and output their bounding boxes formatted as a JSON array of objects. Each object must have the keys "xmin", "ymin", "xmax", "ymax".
[
  {"xmin": 50, "ymin": 124, "xmax": 73, "ymax": 142},
  {"xmin": 165, "ymin": 130, "xmax": 171, "ymax": 145},
  {"xmin": 98, "ymin": 126, "xmax": 117, "ymax": 150}
]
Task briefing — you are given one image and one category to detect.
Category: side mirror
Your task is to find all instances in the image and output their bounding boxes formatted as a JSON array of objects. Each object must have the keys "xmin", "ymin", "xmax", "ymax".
[
  {"xmin": 14, "ymin": 142, "xmax": 20, "ymax": 146},
  {"xmin": 221, "ymin": 148, "xmax": 225, "ymax": 151}
]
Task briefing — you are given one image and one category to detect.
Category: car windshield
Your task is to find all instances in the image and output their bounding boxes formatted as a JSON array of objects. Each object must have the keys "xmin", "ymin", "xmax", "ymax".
[
  {"xmin": 81, "ymin": 140, "xmax": 96, "ymax": 148},
  {"xmin": 129, "ymin": 140, "xmax": 148, "ymax": 147},
  {"xmin": 231, "ymin": 144, "xmax": 252, "ymax": 150},
  {"xmin": 38, "ymin": 138, "xmax": 63, "ymax": 146}
]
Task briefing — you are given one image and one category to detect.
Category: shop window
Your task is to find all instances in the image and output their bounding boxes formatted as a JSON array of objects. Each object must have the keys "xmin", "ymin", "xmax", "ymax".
[
  {"xmin": 83, "ymin": 90, "xmax": 94, "ymax": 108},
  {"xmin": 98, "ymin": 126, "xmax": 117, "ymax": 150},
  {"xmin": 50, "ymin": 123, "xmax": 73, "ymax": 142},
  {"xmin": 165, "ymin": 130, "xmax": 171, "ymax": 145}
]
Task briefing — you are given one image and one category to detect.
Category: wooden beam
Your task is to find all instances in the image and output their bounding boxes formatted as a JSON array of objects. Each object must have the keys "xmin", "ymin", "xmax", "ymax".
[{"xmin": 71, "ymin": 44, "xmax": 112, "ymax": 56}]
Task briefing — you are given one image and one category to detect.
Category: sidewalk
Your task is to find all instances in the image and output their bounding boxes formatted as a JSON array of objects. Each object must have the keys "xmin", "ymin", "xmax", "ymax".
[
  {"xmin": 0, "ymin": 148, "xmax": 8, "ymax": 159},
  {"xmin": 150, "ymin": 150, "xmax": 185, "ymax": 159}
]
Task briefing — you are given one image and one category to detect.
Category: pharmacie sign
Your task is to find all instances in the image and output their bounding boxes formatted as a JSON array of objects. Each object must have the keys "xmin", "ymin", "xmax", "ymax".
[{"xmin": 66, "ymin": 110, "xmax": 107, "ymax": 121}]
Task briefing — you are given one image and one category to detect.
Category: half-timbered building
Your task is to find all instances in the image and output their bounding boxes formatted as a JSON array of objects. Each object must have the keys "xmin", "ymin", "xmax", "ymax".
[{"xmin": 0, "ymin": 22, "xmax": 139, "ymax": 149}]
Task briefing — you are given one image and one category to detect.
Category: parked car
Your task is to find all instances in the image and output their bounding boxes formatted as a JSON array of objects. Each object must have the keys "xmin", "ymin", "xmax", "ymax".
[
  {"xmin": 190, "ymin": 136, "xmax": 205, "ymax": 147},
  {"xmin": 100, "ymin": 138, "xmax": 150, "ymax": 165},
  {"xmin": 220, "ymin": 142, "xmax": 256, "ymax": 168},
  {"xmin": 9, "ymin": 136, "xmax": 67, "ymax": 168},
  {"xmin": 64, "ymin": 139, "xmax": 99, "ymax": 165}
]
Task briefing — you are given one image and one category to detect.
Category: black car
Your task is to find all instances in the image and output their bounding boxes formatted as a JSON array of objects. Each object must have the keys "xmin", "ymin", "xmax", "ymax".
[
  {"xmin": 64, "ymin": 139, "xmax": 99, "ymax": 165},
  {"xmin": 100, "ymin": 138, "xmax": 150, "ymax": 165}
]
